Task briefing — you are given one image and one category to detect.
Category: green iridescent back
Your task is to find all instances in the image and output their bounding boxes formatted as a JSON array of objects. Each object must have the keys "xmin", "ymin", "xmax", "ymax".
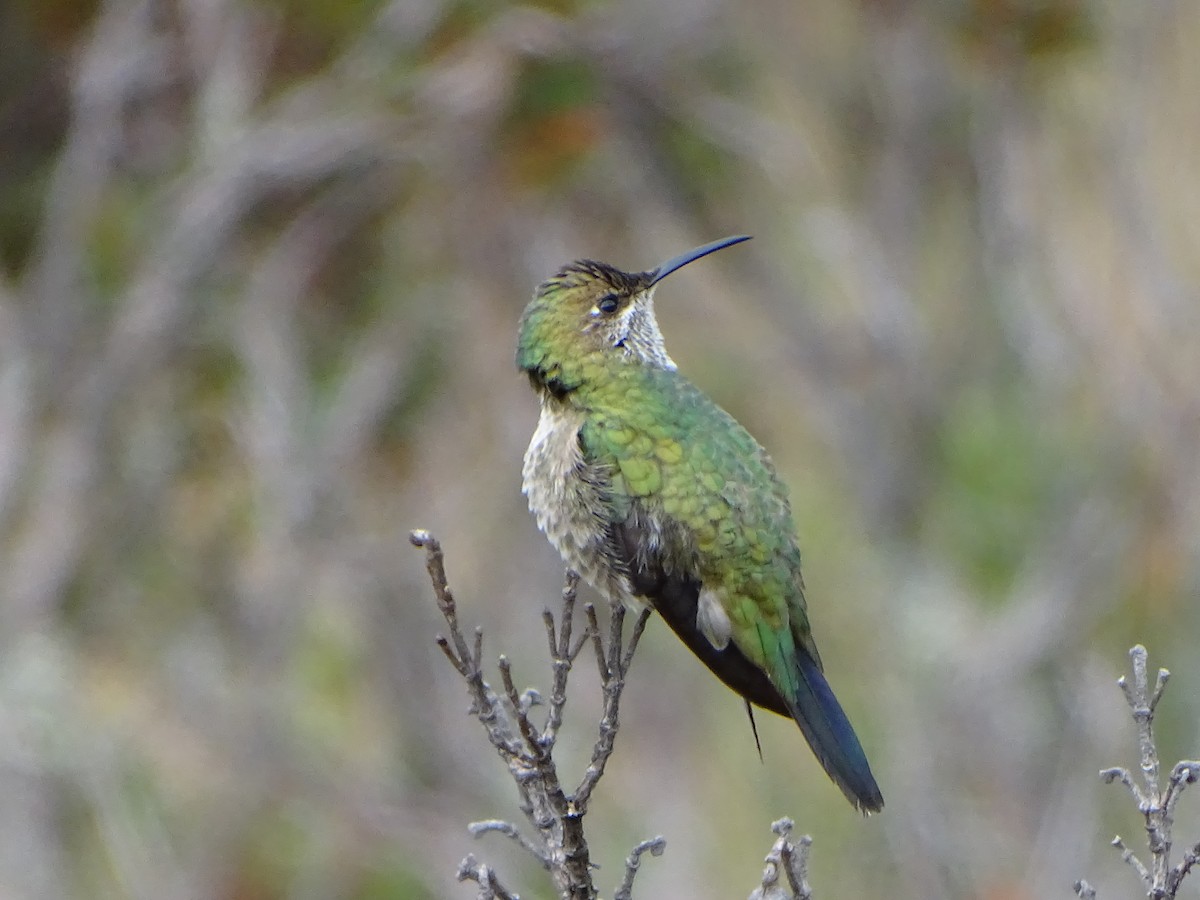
[{"xmin": 574, "ymin": 361, "xmax": 818, "ymax": 672}]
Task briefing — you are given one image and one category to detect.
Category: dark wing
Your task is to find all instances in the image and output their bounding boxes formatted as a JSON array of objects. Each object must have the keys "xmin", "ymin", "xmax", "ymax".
[{"xmin": 607, "ymin": 516, "xmax": 791, "ymax": 718}]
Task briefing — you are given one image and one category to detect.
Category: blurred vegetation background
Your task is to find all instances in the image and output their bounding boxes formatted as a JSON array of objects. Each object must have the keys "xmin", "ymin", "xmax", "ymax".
[{"xmin": 1, "ymin": 0, "xmax": 1198, "ymax": 897}]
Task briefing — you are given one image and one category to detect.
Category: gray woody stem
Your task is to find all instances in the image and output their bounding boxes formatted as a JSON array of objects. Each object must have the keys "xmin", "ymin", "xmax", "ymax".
[
  {"xmin": 749, "ymin": 818, "xmax": 814, "ymax": 900},
  {"xmin": 1075, "ymin": 645, "xmax": 1200, "ymax": 899},
  {"xmin": 410, "ymin": 530, "xmax": 659, "ymax": 900}
]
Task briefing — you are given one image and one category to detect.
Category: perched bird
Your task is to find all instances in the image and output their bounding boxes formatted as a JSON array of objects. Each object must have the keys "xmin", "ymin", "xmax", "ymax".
[{"xmin": 517, "ymin": 236, "xmax": 883, "ymax": 812}]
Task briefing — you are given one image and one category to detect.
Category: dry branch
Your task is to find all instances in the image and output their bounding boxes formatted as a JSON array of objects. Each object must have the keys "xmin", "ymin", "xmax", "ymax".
[
  {"xmin": 1075, "ymin": 645, "xmax": 1200, "ymax": 899},
  {"xmin": 410, "ymin": 529, "xmax": 657, "ymax": 900},
  {"xmin": 749, "ymin": 818, "xmax": 814, "ymax": 900}
]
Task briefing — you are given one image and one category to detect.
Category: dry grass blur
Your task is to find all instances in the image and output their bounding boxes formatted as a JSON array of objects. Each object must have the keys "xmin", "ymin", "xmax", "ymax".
[{"xmin": 1, "ymin": 0, "xmax": 1198, "ymax": 897}]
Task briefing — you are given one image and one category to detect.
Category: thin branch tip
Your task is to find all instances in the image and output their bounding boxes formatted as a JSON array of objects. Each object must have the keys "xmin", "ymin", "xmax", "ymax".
[
  {"xmin": 1077, "ymin": 646, "xmax": 1200, "ymax": 899},
  {"xmin": 614, "ymin": 836, "xmax": 667, "ymax": 900},
  {"xmin": 415, "ymin": 538, "xmax": 653, "ymax": 898},
  {"xmin": 751, "ymin": 819, "xmax": 814, "ymax": 900}
]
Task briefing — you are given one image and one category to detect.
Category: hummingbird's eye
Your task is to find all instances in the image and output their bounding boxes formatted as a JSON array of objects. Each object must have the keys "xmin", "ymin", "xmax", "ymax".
[{"xmin": 596, "ymin": 293, "xmax": 619, "ymax": 315}]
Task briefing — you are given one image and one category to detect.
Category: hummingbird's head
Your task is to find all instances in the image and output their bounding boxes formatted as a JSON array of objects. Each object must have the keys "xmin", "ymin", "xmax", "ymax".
[{"xmin": 517, "ymin": 235, "xmax": 750, "ymax": 398}]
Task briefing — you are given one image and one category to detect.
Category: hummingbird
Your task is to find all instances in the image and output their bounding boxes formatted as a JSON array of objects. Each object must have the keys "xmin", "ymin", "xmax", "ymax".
[{"xmin": 517, "ymin": 235, "xmax": 883, "ymax": 813}]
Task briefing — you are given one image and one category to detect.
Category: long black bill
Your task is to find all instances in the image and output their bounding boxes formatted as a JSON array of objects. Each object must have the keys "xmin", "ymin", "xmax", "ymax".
[{"xmin": 648, "ymin": 235, "xmax": 751, "ymax": 286}]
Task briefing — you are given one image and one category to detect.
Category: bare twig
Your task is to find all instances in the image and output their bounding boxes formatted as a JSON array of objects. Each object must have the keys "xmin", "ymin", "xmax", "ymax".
[
  {"xmin": 1075, "ymin": 645, "xmax": 1200, "ymax": 899},
  {"xmin": 469, "ymin": 820, "xmax": 550, "ymax": 867},
  {"xmin": 458, "ymin": 854, "xmax": 519, "ymax": 900},
  {"xmin": 410, "ymin": 530, "xmax": 661, "ymax": 899},
  {"xmin": 574, "ymin": 603, "xmax": 652, "ymax": 810},
  {"xmin": 614, "ymin": 836, "xmax": 667, "ymax": 900},
  {"xmin": 749, "ymin": 818, "xmax": 814, "ymax": 900},
  {"xmin": 499, "ymin": 656, "xmax": 544, "ymax": 754},
  {"xmin": 1112, "ymin": 836, "xmax": 1152, "ymax": 888},
  {"xmin": 541, "ymin": 572, "xmax": 587, "ymax": 750}
]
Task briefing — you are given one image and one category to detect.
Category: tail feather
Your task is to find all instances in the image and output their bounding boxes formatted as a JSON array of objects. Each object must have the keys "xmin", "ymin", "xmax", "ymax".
[{"xmin": 788, "ymin": 650, "xmax": 884, "ymax": 813}]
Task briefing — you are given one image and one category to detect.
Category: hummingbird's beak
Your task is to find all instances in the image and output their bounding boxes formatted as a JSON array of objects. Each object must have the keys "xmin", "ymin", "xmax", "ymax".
[{"xmin": 648, "ymin": 235, "xmax": 751, "ymax": 286}]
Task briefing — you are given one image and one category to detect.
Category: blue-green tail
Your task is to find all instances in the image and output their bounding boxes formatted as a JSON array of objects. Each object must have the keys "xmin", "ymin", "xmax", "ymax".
[{"xmin": 789, "ymin": 650, "xmax": 884, "ymax": 813}]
